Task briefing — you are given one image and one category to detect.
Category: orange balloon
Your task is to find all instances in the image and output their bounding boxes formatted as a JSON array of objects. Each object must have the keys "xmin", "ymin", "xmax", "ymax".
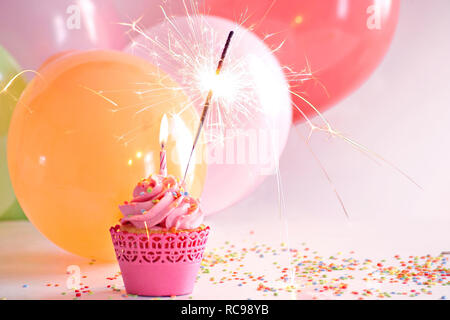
[{"xmin": 7, "ymin": 50, "xmax": 206, "ymax": 261}]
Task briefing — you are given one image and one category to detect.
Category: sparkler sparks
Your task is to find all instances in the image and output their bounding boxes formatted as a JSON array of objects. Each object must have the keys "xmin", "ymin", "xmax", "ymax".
[
  {"xmin": 121, "ymin": 12, "xmax": 294, "ymax": 146},
  {"xmin": 0, "ymin": 70, "xmax": 41, "ymax": 114}
]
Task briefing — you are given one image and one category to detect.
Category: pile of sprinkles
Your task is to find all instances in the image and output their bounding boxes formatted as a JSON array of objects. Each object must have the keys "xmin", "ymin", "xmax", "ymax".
[{"xmin": 197, "ymin": 239, "xmax": 448, "ymax": 300}]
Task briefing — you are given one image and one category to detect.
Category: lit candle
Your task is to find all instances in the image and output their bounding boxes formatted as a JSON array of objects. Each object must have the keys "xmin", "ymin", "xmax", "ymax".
[{"xmin": 159, "ymin": 114, "xmax": 169, "ymax": 176}]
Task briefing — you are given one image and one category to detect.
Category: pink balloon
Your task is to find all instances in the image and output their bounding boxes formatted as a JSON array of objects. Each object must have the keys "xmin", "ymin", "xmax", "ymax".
[
  {"xmin": 205, "ymin": 0, "xmax": 400, "ymax": 124},
  {"xmin": 0, "ymin": 0, "xmax": 126, "ymax": 71},
  {"xmin": 124, "ymin": 15, "xmax": 292, "ymax": 215}
]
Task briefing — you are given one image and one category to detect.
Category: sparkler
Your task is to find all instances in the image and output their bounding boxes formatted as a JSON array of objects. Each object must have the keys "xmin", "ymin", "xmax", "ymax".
[
  {"xmin": 181, "ymin": 30, "xmax": 234, "ymax": 184},
  {"xmin": 118, "ymin": 11, "xmax": 301, "ymax": 148}
]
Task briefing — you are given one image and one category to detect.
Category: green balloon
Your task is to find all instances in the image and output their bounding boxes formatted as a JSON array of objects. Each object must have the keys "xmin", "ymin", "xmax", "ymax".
[{"xmin": 0, "ymin": 46, "xmax": 27, "ymax": 220}]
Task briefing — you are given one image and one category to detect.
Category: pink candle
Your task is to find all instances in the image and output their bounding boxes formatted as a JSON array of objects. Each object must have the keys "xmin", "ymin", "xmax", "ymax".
[
  {"xmin": 160, "ymin": 148, "xmax": 167, "ymax": 176},
  {"xmin": 159, "ymin": 114, "xmax": 169, "ymax": 176}
]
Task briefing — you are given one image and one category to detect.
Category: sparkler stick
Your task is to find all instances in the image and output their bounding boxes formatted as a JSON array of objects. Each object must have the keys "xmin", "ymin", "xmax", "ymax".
[{"xmin": 182, "ymin": 30, "xmax": 234, "ymax": 184}]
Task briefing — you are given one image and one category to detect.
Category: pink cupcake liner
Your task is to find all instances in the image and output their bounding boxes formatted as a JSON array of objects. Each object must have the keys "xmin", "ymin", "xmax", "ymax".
[{"xmin": 110, "ymin": 225, "xmax": 210, "ymax": 296}]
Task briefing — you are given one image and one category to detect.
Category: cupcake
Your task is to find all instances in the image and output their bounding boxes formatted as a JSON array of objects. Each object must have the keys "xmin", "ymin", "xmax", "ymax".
[{"xmin": 110, "ymin": 174, "xmax": 209, "ymax": 296}]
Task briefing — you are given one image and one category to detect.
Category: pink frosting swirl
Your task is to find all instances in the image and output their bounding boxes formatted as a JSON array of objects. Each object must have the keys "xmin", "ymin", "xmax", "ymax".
[{"xmin": 119, "ymin": 174, "xmax": 204, "ymax": 230}]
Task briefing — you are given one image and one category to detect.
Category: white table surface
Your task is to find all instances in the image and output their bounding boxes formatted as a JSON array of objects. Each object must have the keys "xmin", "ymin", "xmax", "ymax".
[{"xmin": 0, "ymin": 216, "xmax": 448, "ymax": 300}]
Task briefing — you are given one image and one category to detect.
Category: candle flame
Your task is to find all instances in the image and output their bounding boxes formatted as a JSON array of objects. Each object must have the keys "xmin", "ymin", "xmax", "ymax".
[{"xmin": 159, "ymin": 113, "xmax": 169, "ymax": 147}]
